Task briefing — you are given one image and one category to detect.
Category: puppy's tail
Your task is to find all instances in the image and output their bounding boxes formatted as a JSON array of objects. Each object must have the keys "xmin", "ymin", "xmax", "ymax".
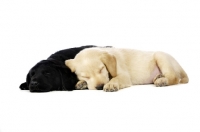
[{"xmin": 180, "ymin": 69, "xmax": 189, "ymax": 84}]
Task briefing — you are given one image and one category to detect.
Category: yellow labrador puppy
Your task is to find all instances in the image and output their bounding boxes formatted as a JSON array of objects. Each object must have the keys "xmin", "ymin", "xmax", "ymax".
[{"xmin": 65, "ymin": 47, "xmax": 189, "ymax": 92}]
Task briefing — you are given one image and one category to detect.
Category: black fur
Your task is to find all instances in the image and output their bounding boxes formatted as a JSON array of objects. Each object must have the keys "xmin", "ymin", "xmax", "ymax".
[{"xmin": 19, "ymin": 45, "xmax": 96, "ymax": 92}]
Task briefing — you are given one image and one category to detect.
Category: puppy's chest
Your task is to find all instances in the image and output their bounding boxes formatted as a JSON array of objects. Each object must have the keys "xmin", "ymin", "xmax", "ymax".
[
  {"xmin": 129, "ymin": 65, "xmax": 160, "ymax": 85},
  {"xmin": 114, "ymin": 50, "xmax": 160, "ymax": 84}
]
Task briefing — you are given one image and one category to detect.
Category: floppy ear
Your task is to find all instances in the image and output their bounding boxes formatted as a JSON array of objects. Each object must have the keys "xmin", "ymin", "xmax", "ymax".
[
  {"xmin": 65, "ymin": 59, "xmax": 75, "ymax": 72},
  {"xmin": 100, "ymin": 52, "xmax": 117, "ymax": 77},
  {"xmin": 19, "ymin": 82, "xmax": 28, "ymax": 90},
  {"xmin": 56, "ymin": 67, "xmax": 78, "ymax": 91},
  {"xmin": 19, "ymin": 73, "xmax": 30, "ymax": 90}
]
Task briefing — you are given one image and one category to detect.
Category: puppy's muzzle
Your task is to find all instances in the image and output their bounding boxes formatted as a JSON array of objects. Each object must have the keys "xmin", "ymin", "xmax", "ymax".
[
  {"xmin": 95, "ymin": 84, "xmax": 104, "ymax": 90},
  {"xmin": 29, "ymin": 81, "xmax": 40, "ymax": 92},
  {"xmin": 30, "ymin": 81, "xmax": 39, "ymax": 87}
]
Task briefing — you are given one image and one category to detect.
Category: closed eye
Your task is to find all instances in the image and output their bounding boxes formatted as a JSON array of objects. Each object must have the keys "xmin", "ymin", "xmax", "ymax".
[
  {"xmin": 43, "ymin": 71, "xmax": 51, "ymax": 76},
  {"xmin": 99, "ymin": 67, "xmax": 105, "ymax": 73},
  {"xmin": 81, "ymin": 76, "xmax": 90, "ymax": 79}
]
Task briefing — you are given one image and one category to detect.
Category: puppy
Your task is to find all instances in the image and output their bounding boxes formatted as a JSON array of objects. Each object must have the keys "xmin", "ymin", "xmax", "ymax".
[
  {"xmin": 65, "ymin": 47, "xmax": 189, "ymax": 92},
  {"xmin": 19, "ymin": 45, "xmax": 95, "ymax": 92}
]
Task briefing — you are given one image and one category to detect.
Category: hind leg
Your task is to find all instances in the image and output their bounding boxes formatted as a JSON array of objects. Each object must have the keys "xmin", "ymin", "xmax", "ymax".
[
  {"xmin": 153, "ymin": 74, "xmax": 167, "ymax": 87},
  {"xmin": 153, "ymin": 73, "xmax": 179, "ymax": 87},
  {"xmin": 153, "ymin": 52, "xmax": 180, "ymax": 87},
  {"xmin": 180, "ymin": 69, "xmax": 189, "ymax": 83}
]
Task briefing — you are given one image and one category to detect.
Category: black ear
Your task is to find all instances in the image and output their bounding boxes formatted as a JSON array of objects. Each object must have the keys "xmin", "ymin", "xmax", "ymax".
[
  {"xmin": 19, "ymin": 82, "xmax": 28, "ymax": 90},
  {"xmin": 19, "ymin": 73, "xmax": 30, "ymax": 90},
  {"xmin": 58, "ymin": 67, "xmax": 78, "ymax": 91}
]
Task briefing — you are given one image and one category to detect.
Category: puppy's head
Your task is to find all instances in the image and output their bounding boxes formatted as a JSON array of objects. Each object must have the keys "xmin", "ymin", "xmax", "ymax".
[
  {"xmin": 65, "ymin": 49, "xmax": 117, "ymax": 90},
  {"xmin": 19, "ymin": 60, "xmax": 78, "ymax": 92}
]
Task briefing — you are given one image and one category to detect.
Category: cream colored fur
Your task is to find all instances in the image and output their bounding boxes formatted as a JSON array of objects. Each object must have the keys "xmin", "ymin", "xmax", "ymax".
[{"xmin": 65, "ymin": 48, "xmax": 189, "ymax": 92}]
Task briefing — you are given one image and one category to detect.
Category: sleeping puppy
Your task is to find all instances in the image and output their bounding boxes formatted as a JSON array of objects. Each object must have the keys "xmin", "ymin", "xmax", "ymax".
[
  {"xmin": 65, "ymin": 47, "xmax": 189, "ymax": 92},
  {"xmin": 19, "ymin": 45, "xmax": 95, "ymax": 92}
]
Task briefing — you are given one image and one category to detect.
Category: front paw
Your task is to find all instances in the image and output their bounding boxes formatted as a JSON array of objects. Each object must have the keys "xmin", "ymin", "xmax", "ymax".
[
  {"xmin": 75, "ymin": 80, "xmax": 87, "ymax": 90},
  {"xmin": 103, "ymin": 82, "xmax": 119, "ymax": 92}
]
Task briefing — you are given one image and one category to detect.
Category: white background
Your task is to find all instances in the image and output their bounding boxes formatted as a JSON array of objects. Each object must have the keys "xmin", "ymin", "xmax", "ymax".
[{"xmin": 0, "ymin": 0, "xmax": 200, "ymax": 132}]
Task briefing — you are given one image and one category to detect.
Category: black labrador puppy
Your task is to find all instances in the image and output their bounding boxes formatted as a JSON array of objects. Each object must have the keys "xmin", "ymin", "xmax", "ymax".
[{"xmin": 19, "ymin": 45, "xmax": 96, "ymax": 92}]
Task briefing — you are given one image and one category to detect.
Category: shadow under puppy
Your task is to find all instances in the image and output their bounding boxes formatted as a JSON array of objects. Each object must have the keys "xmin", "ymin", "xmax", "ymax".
[
  {"xmin": 65, "ymin": 47, "xmax": 189, "ymax": 92},
  {"xmin": 19, "ymin": 45, "xmax": 96, "ymax": 92}
]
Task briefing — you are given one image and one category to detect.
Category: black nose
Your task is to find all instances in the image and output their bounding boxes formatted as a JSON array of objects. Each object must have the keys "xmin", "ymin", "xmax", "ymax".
[
  {"xmin": 30, "ymin": 81, "xmax": 39, "ymax": 87},
  {"xmin": 95, "ymin": 84, "xmax": 104, "ymax": 90}
]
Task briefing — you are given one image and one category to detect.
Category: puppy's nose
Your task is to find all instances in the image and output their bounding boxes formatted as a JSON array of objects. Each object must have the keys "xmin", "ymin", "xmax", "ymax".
[
  {"xmin": 30, "ymin": 81, "xmax": 39, "ymax": 87},
  {"xmin": 95, "ymin": 84, "xmax": 104, "ymax": 90}
]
